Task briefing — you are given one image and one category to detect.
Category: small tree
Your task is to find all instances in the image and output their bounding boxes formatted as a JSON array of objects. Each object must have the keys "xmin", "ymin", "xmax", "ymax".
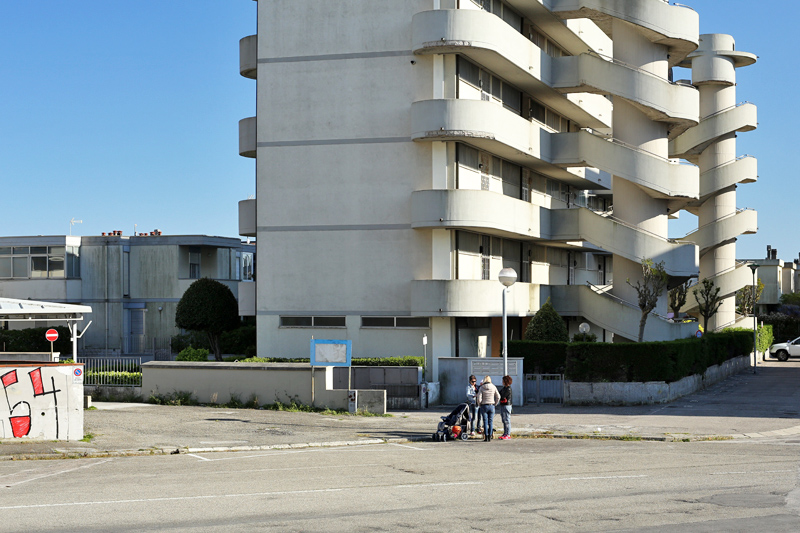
[
  {"xmin": 524, "ymin": 298, "xmax": 569, "ymax": 342},
  {"xmin": 626, "ymin": 259, "xmax": 668, "ymax": 342},
  {"xmin": 736, "ymin": 278, "xmax": 764, "ymax": 316},
  {"xmin": 693, "ymin": 278, "xmax": 723, "ymax": 333},
  {"xmin": 668, "ymin": 280, "xmax": 692, "ymax": 317},
  {"xmin": 175, "ymin": 278, "xmax": 240, "ymax": 361}
]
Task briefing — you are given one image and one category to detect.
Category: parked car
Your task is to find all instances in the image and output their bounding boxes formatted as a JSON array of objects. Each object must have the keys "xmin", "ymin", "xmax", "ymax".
[{"xmin": 769, "ymin": 336, "xmax": 800, "ymax": 361}]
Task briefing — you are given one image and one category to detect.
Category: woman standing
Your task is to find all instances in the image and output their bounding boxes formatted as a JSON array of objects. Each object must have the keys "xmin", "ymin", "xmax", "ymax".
[
  {"xmin": 475, "ymin": 375, "xmax": 499, "ymax": 441},
  {"xmin": 498, "ymin": 375, "xmax": 513, "ymax": 440},
  {"xmin": 466, "ymin": 375, "xmax": 480, "ymax": 436}
]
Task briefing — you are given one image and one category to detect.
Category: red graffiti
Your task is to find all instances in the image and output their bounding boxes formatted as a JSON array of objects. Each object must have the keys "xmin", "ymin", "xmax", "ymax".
[
  {"xmin": 29, "ymin": 368, "xmax": 44, "ymax": 396},
  {"xmin": 1, "ymin": 370, "xmax": 17, "ymax": 389},
  {"xmin": 10, "ymin": 416, "xmax": 31, "ymax": 438}
]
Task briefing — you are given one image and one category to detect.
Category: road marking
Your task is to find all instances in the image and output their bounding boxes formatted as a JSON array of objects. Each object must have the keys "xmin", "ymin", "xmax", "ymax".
[
  {"xmin": 0, "ymin": 481, "xmax": 482, "ymax": 510},
  {"xmin": 559, "ymin": 475, "xmax": 648, "ymax": 481},
  {"xmin": 186, "ymin": 443, "xmax": 403, "ymax": 462},
  {"xmin": 4, "ymin": 459, "xmax": 111, "ymax": 488},
  {"xmin": 390, "ymin": 443, "xmax": 426, "ymax": 450},
  {"xmin": 711, "ymin": 469, "xmax": 795, "ymax": 476}
]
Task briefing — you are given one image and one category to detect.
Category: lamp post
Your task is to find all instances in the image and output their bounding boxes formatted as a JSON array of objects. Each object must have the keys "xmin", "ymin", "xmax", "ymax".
[
  {"xmin": 748, "ymin": 263, "xmax": 759, "ymax": 374},
  {"xmin": 498, "ymin": 268, "xmax": 517, "ymax": 377}
]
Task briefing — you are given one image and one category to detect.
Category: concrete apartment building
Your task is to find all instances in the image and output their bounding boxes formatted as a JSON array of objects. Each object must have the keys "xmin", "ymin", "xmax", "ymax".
[
  {"xmin": 0, "ymin": 233, "xmax": 254, "ymax": 356},
  {"xmin": 237, "ymin": 0, "xmax": 758, "ymax": 373}
]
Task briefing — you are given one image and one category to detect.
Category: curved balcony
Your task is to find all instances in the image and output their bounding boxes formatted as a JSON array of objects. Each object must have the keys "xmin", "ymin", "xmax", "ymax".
[
  {"xmin": 548, "ymin": 0, "xmax": 699, "ymax": 65},
  {"xmin": 237, "ymin": 281, "xmax": 256, "ymax": 317},
  {"xmin": 411, "ymin": 9, "xmax": 610, "ymax": 129},
  {"xmin": 550, "ymin": 208, "xmax": 697, "ymax": 277},
  {"xmin": 410, "ymin": 279, "xmax": 531, "ymax": 317},
  {"xmin": 238, "ymin": 116, "xmax": 256, "ymax": 158},
  {"xmin": 239, "ymin": 35, "xmax": 257, "ymax": 80},
  {"xmin": 669, "ymin": 103, "xmax": 757, "ymax": 160},
  {"xmin": 699, "ymin": 156, "xmax": 757, "ymax": 199},
  {"xmin": 411, "ymin": 189, "xmax": 547, "ymax": 240},
  {"xmin": 551, "ymin": 284, "xmax": 699, "ymax": 342},
  {"xmin": 551, "ymin": 53, "xmax": 698, "ymax": 136},
  {"xmin": 682, "ymin": 263, "xmax": 752, "ymax": 312},
  {"xmin": 238, "ymin": 199, "xmax": 256, "ymax": 237},
  {"xmin": 410, "ymin": 99, "xmax": 609, "ymax": 190},
  {"xmin": 681, "ymin": 208, "xmax": 757, "ymax": 254},
  {"xmin": 549, "ymin": 130, "xmax": 698, "ymax": 199}
]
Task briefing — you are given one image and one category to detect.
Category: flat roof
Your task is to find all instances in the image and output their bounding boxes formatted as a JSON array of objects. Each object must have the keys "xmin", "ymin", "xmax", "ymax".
[{"xmin": 0, "ymin": 297, "xmax": 91, "ymax": 322}]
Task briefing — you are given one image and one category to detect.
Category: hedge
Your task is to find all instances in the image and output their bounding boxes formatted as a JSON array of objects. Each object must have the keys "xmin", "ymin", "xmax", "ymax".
[
  {"xmin": 228, "ymin": 356, "xmax": 425, "ymax": 367},
  {"xmin": 0, "ymin": 326, "xmax": 73, "ymax": 354},
  {"xmin": 510, "ymin": 330, "xmax": 752, "ymax": 383}
]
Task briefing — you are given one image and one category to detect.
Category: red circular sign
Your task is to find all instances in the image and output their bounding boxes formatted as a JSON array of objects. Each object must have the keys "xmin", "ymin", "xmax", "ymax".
[{"xmin": 45, "ymin": 329, "xmax": 59, "ymax": 342}]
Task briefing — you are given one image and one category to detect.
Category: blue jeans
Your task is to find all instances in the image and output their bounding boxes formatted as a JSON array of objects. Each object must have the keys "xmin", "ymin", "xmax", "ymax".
[
  {"xmin": 500, "ymin": 404, "xmax": 512, "ymax": 436},
  {"xmin": 480, "ymin": 404, "xmax": 495, "ymax": 437},
  {"xmin": 468, "ymin": 403, "xmax": 479, "ymax": 432}
]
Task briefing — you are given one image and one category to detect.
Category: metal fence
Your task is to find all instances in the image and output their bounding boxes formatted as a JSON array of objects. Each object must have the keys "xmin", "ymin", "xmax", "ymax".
[
  {"xmin": 122, "ymin": 336, "xmax": 172, "ymax": 359},
  {"xmin": 524, "ymin": 374, "xmax": 564, "ymax": 405},
  {"xmin": 81, "ymin": 356, "xmax": 143, "ymax": 387}
]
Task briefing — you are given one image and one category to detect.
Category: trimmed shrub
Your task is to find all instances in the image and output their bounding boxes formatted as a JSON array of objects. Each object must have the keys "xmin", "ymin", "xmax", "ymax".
[
  {"xmin": 177, "ymin": 346, "xmax": 210, "ymax": 362},
  {"xmin": 229, "ymin": 356, "xmax": 424, "ymax": 367},
  {"xmin": 524, "ymin": 300, "xmax": 569, "ymax": 342}
]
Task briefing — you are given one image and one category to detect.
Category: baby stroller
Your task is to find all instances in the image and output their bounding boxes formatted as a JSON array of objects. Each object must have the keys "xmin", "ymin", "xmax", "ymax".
[{"xmin": 433, "ymin": 403, "xmax": 471, "ymax": 442}]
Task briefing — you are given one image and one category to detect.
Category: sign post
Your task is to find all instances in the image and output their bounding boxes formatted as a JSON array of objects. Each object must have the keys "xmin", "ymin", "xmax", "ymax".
[{"xmin": 45, "ymin": 329, "xmax": 59, "ymax": 360}]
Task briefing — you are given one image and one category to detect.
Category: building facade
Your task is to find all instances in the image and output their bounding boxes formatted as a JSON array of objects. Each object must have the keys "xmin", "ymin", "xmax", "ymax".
[
  {"xmin": 0, "ymin": 233, "xmax": 254, "ymax": 356},
  {"xmin": 237, "ymin": 0, "xmax": 757, "ymax": 374}
]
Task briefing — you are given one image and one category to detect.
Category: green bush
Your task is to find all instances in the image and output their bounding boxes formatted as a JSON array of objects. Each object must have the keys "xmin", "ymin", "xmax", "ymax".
[
  {"xmin": 0, "ymin": 326, "xmax": 72, "ymax": 354},
  {"xmin": 571, "ymin": 332, "xmax": 597, "ymax": 342},
  {"xmin": 177, "ymin": 346, "xmax": 210, "ymax": 362},
  {"xmin": 85, "ymin": 371, "xmax": 141, "ymax": 386},
  {"xmin": 524, "ymin": 300, "xmax": 569, "ymax": 342},
  {"xmin": 172, "ymin": 325, "xmax": 256, "ymax": 355},
  {"xmin": 508, "ymin": 341, "xmax": 567, "ymax": 373},
  {"xmin": 760, "ymin": 313, "xmax": 800, "ymax": 343},
  {"xmin": 227, "ymin": 356, "xmax": 424, "ymax": 367},
  {"xmin": 561, "ymin": 330, "xmax": 752, "ymax": 383}
]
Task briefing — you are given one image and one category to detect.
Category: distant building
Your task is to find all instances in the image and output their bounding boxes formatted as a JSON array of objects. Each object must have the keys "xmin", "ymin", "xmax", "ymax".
[
  {"xmin": 236, "ymin": 1, "xmax": 758, "ymax": 371},
  {"xmin": 741, "ymin": 246, "xmax": 800, "ymax": 315},
  {"xmin": 0, "ymin": 232, "xmax": 254, "ymax": 356}
]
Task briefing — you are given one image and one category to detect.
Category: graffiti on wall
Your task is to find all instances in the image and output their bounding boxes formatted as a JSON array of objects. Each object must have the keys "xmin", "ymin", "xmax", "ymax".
[{"xmin": 0, "ymin": 365, "xmax": 81, "ymax": 440}]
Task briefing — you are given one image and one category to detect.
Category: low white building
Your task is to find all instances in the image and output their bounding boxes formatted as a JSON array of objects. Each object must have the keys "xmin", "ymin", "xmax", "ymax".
[{"xmin": 0, "ymin": 233, "xmax": 254, "ymax": 356}]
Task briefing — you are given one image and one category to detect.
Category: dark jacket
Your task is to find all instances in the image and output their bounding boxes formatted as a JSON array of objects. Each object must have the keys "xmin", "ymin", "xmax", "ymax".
[{"xmin": 499, "ymin": 385, "xmax": 512, "ymax": 406}]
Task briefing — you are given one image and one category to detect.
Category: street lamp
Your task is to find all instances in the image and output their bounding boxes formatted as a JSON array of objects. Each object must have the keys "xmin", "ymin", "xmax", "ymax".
[
  {"xmin": 498, "ymin": 267, "xmax": 517, "ymax": 377},
  {"xmin": 748, "ymin": 263, "xmax": 759, "ymax": 374}
]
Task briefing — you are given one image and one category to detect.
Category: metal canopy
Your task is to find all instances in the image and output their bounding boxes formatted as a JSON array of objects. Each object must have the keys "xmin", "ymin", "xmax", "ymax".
[{"xmin": 0, "ymin": 297, "xmax": 92, "ymax": 322}]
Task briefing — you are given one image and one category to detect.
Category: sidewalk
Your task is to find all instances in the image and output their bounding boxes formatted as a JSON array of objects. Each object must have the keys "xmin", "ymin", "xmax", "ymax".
[{"xmin": 2, "ymin": 359, "xmax": 799, "ymax": 460}]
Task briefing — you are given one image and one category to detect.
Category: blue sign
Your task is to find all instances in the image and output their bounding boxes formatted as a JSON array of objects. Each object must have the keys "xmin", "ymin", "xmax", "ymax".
[
  {"xmin": 695, "ymin": 330, "xmax": 703, "ymax": 338},
  {"xmin": 309, "ymin": 339, "xmax": 352, "ymax": 367}
]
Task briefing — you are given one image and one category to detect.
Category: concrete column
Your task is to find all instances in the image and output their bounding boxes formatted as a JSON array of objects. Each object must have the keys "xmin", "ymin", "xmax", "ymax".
[
  {"xmin": 609, "ymin": 19, "xmax": 670, "ymax": 323},
  {"xmin": 690, "ymin": 34, "xmax": 750, "ymax": 329},
  {"xmin": 431, "ymin": 316, "xmax": 453, "ymax": 380}
]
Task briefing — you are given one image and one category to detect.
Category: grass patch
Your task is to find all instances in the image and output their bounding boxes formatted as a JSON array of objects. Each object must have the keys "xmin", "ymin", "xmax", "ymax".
[
  {"xmin": 85, "ymin": 406, "xmax": 98, "ymax": 411},
  {"xmin": 147, "ymin": 391, "xmax": 199, "ymax": 406},
  {"xmin": 80, "ymin": 433, "xmax": 95, "ymax": 442}
]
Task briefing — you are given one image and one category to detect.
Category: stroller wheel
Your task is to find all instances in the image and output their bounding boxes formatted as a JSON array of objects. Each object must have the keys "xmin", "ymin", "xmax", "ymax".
[{"xmin": 459, "ymin": 430, "xmax": 469, "ymax": 441}]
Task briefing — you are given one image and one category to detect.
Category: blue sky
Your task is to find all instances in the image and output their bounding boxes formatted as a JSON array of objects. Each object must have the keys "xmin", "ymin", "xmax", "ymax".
[{"xmin": 0, "ymin": 1, "xmax": 792, "ymax": 262}]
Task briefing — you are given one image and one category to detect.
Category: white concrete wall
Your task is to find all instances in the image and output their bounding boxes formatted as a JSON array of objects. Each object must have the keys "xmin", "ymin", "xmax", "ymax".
[{"xmin": 0, "ymin": 362, "xmax": 84, "ymax": 441}]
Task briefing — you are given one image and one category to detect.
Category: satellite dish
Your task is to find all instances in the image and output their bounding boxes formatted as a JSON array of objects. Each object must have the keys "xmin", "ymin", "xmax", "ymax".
[{"xmin": 579, "ymin": 322, "xmax": 590, "ymax": 334}]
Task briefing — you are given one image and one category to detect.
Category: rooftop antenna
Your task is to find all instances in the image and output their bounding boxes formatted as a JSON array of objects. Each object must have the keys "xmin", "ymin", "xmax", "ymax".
[{"xmin": 69, "ymin": 218, "xmax": 83, "ymax": 236}]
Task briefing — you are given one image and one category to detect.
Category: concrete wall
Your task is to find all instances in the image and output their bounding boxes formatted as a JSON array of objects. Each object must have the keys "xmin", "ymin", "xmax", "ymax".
[
  {"xmin": 564, "ymin": 355, "xmax": 750, "ymax": 405},
  {"xmin": 141, "ymin": 362, "xmax": 386, "ymax": 414},
  {"xmin": 0, "ymin": 362, "xmax": 84, "ymax": 441}
]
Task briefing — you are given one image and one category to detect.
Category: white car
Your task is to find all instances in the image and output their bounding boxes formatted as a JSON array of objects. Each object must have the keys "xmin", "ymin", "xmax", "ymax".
[{"xmin": 769, "ymin": 336, "xmax": 800, "ymax": 361}]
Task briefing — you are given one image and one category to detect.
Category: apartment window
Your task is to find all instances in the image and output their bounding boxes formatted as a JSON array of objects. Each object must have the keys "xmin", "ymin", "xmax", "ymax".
[
  {"xmin": 361, "ymin": 317, "xmax": 430, "ymax": 329},
  {"xmin": 189, "ymin": 248, "xmax": 201, "ymax": 279},
  {"xmin": 0, "ymin": 245, "xmax": 72, "ymax": 279},
  {"xmin": 457, "ymin": 57, "xmax": 523, "ymax": 116},
  {"xmin": 66, "ymin": 246, "xmax": 80, "ymax": 278},
  {"xmin": 242, "ymin": 252, "xmax": 254, "ymax": 281},
  {"xmin": 280, "ymin": 316, "xmax": 346, "ymax": 328}
]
